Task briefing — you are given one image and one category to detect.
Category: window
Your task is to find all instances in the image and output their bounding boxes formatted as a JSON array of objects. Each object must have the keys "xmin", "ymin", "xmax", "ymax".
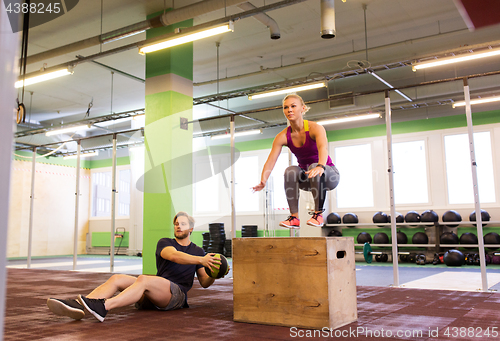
[
  {"xmin": 91, "ymin": 168, "xmax": 131, "ymax": 217},
  {"xmin": 271, "ymin": 152, "xmax": 297, "ymax": 210},
  {"xmin": 444, "ymin": 132, "xmax": 496, "ymax": 204},
  {"xmin": 392, "ymin": 140, "xmax": 429, "ymax": 204},
  {"xmin": 235, "ymin": 155, "xmax": 259, "ymax": 212},
  {"xmin": 194, "ymin": 159, "xmax": 220, "ymax": 213},
  {"xmin": 118, "ymin": 169, "xmax": 131, "ymax": 216},
  {"xmin": 334, "ymin": 144, "xmax": 374, "ymax": 208}
]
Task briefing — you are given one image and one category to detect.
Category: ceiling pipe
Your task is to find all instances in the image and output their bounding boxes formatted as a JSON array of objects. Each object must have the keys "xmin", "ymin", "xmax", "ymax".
[
  {"xmin": 25, "ymin": 0, "xmax": 248, "ymax": 66},
  {"xmin": 238, "ymin": 2, "xmax": 280, "ymax": 39},
  {"xmin": 321, "ymin": 0, "xmax": 335, "ymax": 39}
]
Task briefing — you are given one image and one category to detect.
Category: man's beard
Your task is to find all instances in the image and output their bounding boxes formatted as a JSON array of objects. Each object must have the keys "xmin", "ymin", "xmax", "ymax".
[{"xmin": 175, "ymin": 229, "xmax": 190, "ymax": 240}]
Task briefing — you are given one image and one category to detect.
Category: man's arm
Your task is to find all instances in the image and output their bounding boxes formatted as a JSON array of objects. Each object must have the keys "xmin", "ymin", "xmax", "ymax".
[
  {"xmin": 196, "ymin": 267, "xmax": 216, "ymax": 288},
  {"xmin": 161, "ymin": 246, "xmax": 220, "ymax": 269}
]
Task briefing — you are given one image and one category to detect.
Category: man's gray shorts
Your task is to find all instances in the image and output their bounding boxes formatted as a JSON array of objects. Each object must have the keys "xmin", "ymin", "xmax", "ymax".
[
  {"xmin": 155, "ymin": 281, "xmax": 185, "ymax": 311},
  {"xmin": 135, "ymin": 281, "xmax": 185, "ymax": 311}
]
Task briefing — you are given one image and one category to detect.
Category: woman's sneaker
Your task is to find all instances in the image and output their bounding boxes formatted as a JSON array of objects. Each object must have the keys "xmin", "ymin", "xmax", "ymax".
[
  {"xmin": 307, "ymin": 212, "xmax": 324, "ymax": 227},
  {"xmin": 279, "ymin": 216, "xmax": 300, "ymax": 229}
]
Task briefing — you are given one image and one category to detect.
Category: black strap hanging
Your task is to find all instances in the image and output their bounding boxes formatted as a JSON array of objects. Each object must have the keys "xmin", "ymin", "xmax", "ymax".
[{"xmin": 17, "ymin": 0, "xmax": 31, "ymax": 124}]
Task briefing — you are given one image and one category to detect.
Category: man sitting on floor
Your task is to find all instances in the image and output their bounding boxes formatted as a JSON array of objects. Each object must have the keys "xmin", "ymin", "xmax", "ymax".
[{"xmin": 47, "ymin": 211, "xmax": 226, "ymax": 322}]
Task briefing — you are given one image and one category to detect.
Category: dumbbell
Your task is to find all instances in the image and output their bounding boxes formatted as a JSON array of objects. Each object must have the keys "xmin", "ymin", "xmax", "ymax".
[{"xmin": 360, "ymin": 243, "xmax": 410, "ymax": 264}]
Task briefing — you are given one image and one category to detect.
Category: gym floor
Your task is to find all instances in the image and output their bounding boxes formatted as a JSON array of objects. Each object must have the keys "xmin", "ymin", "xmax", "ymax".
[
  {"xmin": 4, "ymin": 264, "xmax": 500, "ymax": 341},
  {"xmin": 7, "ymin": 255, "xmax": 500, "ymax": 291}
]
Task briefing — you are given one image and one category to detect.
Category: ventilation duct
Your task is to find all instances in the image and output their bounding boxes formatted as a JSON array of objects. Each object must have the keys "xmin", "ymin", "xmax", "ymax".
[
  {"xmin": 238, "ymin": 2, "xmax": 280, "ymax": 39},
  {"xmin": 321, "ymin": 0, "xmax": 336, "ymax": 39}
]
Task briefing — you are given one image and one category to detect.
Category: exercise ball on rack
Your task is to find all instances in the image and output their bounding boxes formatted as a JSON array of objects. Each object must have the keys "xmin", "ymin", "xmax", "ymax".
[
  {"xmin": 328, "ymin": 229, "xmax": 342, "ymax": 237},
  {"xmin": 372, "ymin": 212, "xmax": 388, "ymax": 227},
  {"xmin": 373, "ymin": 232, "xmax": 389, "ymax": 244},
  {"xmin": 440, "ymin": 232, "xmax": 459, "ymax": 245},
  {"xmin": 412, "ymin": 232, "xmax": 428, "ymax": 245},
  {"xmin": 421, "ymin": 210, "xmax": 439, "ymax": 226},
  {"xmin": 405, "ymin": 211, "xmax": 421, "ymax": 226},
  {"xmin": 327, "ymin": 212, "xmax": 341, "ymax": 224},
  {"xmin": 470, "ymin": 209, "xmax": 490, "ymax": 227},
  {"xmin": 343, "ymin": 213, "xmax": 359, "ymax": 227},
  {"xmin": 356, "ymin": 232, "xmax": 372, "ymax": 244},
  {"xmin": 442, "ymin": 210, "xmax": 462, "ymax": 227},
  {"xmin": 397, "ymin": 231, "xmax": 408, "ymax": 244},
  {"xmin": 443, "ymin": 249, "xmax": 465, "ymax": 266},
  {"xmin": 459, "ymin": 232, "xmax": 478, "ymax": 249},
  {"xmin": 388, "ymin": 212, "xmax": 404, "ymax": 223},
  {"xmin": 484, "ymin": 232, "xmax": 500, "ymax": 250}
]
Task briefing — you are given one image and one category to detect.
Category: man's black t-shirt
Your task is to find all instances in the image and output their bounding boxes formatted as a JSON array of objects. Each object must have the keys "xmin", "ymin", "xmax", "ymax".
[{"xmin": 155, "ymin": 238, "xmax": 205, "ymax": 306}]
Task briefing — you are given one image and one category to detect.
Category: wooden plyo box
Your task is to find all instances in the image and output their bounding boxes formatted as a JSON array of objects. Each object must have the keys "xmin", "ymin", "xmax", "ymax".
[{"xmin": 233, "ymin": 237, "xmax": 357, "ymax": 330}]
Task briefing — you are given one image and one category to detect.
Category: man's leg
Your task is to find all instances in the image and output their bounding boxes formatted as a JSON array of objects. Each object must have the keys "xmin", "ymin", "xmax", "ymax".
[
  {"xmin": 86, "ymin": 274, "xmax": 138, "ymax": 299},
  {"xmin": 79, "ymin": 275, "xmax": 172, "ymax": 322},
  {"xmin": 47, "ymin": 274, "xmax": 137, "ymax": 320}
]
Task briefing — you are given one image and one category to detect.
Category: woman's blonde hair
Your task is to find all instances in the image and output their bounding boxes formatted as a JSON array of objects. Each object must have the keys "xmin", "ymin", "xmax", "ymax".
[{"xmin": 282, "ymin": 93, "xmax": 310, "ymax": 114}]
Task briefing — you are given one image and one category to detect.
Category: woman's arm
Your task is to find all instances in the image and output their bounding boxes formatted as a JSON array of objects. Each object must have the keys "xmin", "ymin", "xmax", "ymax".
[{"xmin": 252, "ymin": 129, "xmax": 287, "ymax": 192}]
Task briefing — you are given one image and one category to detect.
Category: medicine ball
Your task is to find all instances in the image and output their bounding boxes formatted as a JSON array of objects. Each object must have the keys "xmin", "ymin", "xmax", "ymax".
[
  {"xmin": 405, "ymin": 211, "xmax": 421, "ymax": 226},
  {"xmin": 327, "ymin": 212, "xmax": 341, "ymax": 224},
  {"xmin": 356, "ymin": 232, "xmax": 372, "ymax": 244},
  {"xmin": 492, "ymin": 255, "xmax": 500, "ymax": 265},
  {"xmin": 397, "ymin": 231, "xmax": 408, "ymax": 244},
  {"xmin": 459, "ymin": 232, "xmax": 478, "ymax": 249},
  {"xmin": 470, "ymin": 209, "xmax": 490, "ymax": 227},
  {"xmin": 372, "ymin": 212, "xmax": 388, "ymax": 227},
  {"xmin": 388, "ymin": 212, "xmax": 404, "ymax": 223},
  {"xmin": 442, "ymin": 210, "xmax": 462, "ymax": 227},
  {"xmin": 327, "ymin": 229, "xmax": 342, "ymax": 237},
  {"xmin": 412, "ymin": 232, "xmax": 428, "ymax": 245},
  {"xmin": 484, "ymin": 232, "xmax": 500, "ymax": 250},
  {"xmin": 205, "ymin": 254, "xmax": 229, "ymax": 279},
  {"xmin": 373, "ymin": 232, "xmax": 389, "ymax": 244},
  {"xmin": 343, "ymin": 213, "xmax": 359, "ymax": 227},
  {"xmin": 421, "ymin": 210, "xmax": 439, "ymax": 227},
  {"xmin": 440, "ymin": 232, "xmax": 459, "ymax": 245},
  {"xmin": 443, "ymin": 249, "xmax": 465, "ymax": 266}
]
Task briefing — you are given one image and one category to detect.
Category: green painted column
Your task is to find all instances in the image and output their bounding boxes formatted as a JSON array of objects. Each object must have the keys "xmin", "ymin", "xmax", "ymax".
[{"xmin": 143, "ymin": 14, "xmax": 194, "ymax": 275}]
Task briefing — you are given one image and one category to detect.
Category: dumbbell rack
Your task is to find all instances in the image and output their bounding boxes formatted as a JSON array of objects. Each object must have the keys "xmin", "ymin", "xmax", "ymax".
[{"xmin": 324, "ymin": 220, "xmax": 500, "ymax": 257}]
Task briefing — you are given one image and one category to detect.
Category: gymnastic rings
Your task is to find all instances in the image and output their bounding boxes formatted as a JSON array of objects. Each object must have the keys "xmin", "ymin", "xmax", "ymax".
[{"xmin": 16, "ymin": 102, "xmax": 26, "ymax": 124}]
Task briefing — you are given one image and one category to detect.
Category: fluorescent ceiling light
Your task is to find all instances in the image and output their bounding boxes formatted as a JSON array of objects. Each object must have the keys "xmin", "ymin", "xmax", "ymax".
[
  {"xmin": 368, "ymin": 71, "xmax": 412, "ymax": 102},
  {"xmin": 452, "ymin": 95, "xmax": 500, "ymax": 108},
  {"xmin": 45, "ymin": 125, "xmax": 91, "ymax": 136},
  {"xmin": 248, "ymin": 81, "xmax": 327, "ymax": 100},
  {"xmin": 139, "ymin": 21, "xmax": 234, "ymax": 54},
  {"xmin": 94, "ymin": 117, "xmax": 133, "ymax": 127},
  {"xmin": 317, "ymin": 113, "xmax": 381, "ymax": 126},
  {"xmin": 412, "ymin": 47, "xmax": 500, "ymax": 71},
  {"xmin": 103, "ymin": 30, "xmax": 146, "ymax": 44},
  {"xmin": 63, "ymin": 151, "xmax": 99, "ymax": 159},
  {"xmin": 211, "ymin": 129, "xmax": 262, "ymax": 140},
  {"xmin": 15, "ymin": 68, "xmax": 73, "ymax": 88}
]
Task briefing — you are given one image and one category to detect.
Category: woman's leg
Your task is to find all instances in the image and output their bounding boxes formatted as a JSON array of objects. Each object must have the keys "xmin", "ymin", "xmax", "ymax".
[
  {"xmin": 283, "ymin": 165, "xmax": 307, "ymax": 215},
  {"xmin": 308, "ymin": 164, "xmax": 340, "ymax": 212}
]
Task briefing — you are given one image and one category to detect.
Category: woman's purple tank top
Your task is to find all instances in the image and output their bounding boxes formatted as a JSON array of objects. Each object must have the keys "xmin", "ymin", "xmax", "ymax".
[{"xmin": 286, "ymin": 120, "xmax": 334, "ymax": 170}]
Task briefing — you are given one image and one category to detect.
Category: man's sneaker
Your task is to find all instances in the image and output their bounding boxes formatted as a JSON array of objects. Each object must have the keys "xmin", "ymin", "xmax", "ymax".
[
  {"xmin": 78, "ymin": 295, "xmax": 108, "ymax": 322},
  {"xmin": 279, "ymin": 216, "xmax": 300, "ymax": 229},
  {"xmin": 307, "ymin": 212, "xmax": 324, "ymax": 227},
  {"xmin": 47, "ymin": 298, "xmax": 85, "ymax": 320}
]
